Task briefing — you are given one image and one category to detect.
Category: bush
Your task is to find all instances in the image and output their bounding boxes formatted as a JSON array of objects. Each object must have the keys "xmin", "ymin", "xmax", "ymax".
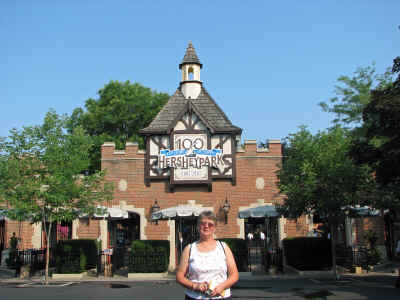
[
  {"xmin": 218, "ymin": 238, "xmax": 248, "ymax": 272},
  {"xmin": 55, "ymin": 239, "xmax": 97, "ymax": 273},
  {"xmin": 283, "ymin": 237, "xmax": 332, "ymax": 271},
  {"xmin": 129, "ymin": 240, "xmax": 169, "ymax": 273}
]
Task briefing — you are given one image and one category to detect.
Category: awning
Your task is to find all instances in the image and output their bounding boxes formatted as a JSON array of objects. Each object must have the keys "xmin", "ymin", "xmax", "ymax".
[
  {"xmin": 0, "ymin": 209, "xmax": 6, "ymax": 221},
  {"xmin": 151, "ymin": 204, "xmax": 208, "ymax": 221},
  {"xmin": 238, "ymin": 205, "xmax": 280, "ymax": 219},
  {"xmin": 93, "ymin": 206, "xmax": 129, "ymax": 219},
  {"xmin": 342, "ymin": 206, "xmax": 381, "ymax": 218}
]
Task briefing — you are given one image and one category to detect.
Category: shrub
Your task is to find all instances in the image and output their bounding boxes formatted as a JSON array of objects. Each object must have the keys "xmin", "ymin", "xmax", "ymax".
[
  {"xmin": 218, "ymin": 238, "xmax": 248, "ymax": 272},
  {"xmin": 55, "ymin": 239, "xmax": 97, "ymax": 273},
  {"xmin": 283, "ymin": 237, "xmax": 332, "ymax": 271},
  {"xmin": 129, "ymin": 240, "xmax": 169, "ymax": 273}
]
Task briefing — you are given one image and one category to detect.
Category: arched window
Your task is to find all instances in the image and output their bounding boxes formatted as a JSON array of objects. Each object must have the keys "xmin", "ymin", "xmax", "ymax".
[{"xmin": 188, "ymin": 66, "xmax": 194, "ymax": 80}]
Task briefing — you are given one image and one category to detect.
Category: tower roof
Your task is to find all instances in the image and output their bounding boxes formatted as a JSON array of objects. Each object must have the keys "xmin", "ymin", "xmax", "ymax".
[
  {"xmin": 179, "ymin": 42, "xmax": 202, "ymax": 69},
  {"xmin": 140, "ymin": 86, "xmax": 241, "ymax": 135}
]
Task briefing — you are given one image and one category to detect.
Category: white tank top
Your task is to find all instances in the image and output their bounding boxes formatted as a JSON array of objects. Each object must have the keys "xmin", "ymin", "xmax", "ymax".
[{"xmin": 186, "ymin": 241, "xmax": 231, "ymax": 299}]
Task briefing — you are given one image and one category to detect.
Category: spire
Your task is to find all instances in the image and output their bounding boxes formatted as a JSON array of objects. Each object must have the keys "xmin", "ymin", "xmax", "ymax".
[{"xmin": 179, "ymin": 42, "xmax": 202, "ymax": 69}]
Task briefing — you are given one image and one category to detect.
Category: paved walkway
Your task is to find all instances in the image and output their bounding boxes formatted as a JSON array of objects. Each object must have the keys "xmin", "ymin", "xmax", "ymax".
[{"xmin": 1, "ymin": 262, "xmax": 399, "ymax": 286}]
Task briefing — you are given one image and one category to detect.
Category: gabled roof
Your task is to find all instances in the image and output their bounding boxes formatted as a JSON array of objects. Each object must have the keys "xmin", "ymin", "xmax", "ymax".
[
  {"xmin": 179, "ymin": 42, "xmax": 202, "ymax": 69},
  {"xmin": 140, "ymin": 86, "xmax": 242, "ymax": 135}
]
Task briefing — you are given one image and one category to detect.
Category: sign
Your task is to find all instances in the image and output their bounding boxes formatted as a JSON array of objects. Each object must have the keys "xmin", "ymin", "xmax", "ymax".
[
  {"xmin": 157, "ymin": 133, "xmax": 224, "ymax": 181},
  {"xmin": 103, "ymin": 248, "xmax": 113, "ymax": 255}
]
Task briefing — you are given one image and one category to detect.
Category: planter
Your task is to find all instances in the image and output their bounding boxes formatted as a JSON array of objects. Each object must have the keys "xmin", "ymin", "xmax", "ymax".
[
  {"xmin": 20, "ymin": 265, "xmax": 30, "ymax": 279},
  {"xmin": 127, "ymin": 272, "xmax": 169, "ymax": 279},
  {"xmin": 52, "ymin": 272, "xmax": 87, "ymax": 279}
]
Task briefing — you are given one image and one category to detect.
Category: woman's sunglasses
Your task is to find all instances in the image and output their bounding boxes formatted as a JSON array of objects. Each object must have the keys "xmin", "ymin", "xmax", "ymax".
[{"xmin": 199, "ymin": 222, "xmax": 215, "ymax": 228}]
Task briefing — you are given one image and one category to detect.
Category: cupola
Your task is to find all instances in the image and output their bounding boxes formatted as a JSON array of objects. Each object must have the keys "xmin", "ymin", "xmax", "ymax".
[{"xmin": 179, "ymin": 42, "xmax": 202, "ymax": 99}]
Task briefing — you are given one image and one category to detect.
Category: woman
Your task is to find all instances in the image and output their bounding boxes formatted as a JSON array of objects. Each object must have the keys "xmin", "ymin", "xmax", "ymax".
[{"xmin": 176, "ymin": 211, "xmax": 239, "ymax": 299}]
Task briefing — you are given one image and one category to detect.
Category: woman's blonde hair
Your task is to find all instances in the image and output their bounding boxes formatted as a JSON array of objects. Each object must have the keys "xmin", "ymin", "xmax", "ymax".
[{"xmin": 197, "ymin": 211, "xmax": 217, "ymax": 226}]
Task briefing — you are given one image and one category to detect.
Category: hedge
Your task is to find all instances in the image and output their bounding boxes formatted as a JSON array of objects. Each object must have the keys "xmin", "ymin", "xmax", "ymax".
[
  {"xmin": 129, "ymin": 240, "xmax": 169, "ymax": 273},
  {"xmin": 55, "ymin": 239, "xmax": 98, "ymax": 273},
  {"xmin": 218, "ymin": 238, "xmax": 248, "ymax": 272},
  {"xmin": 283, "ymin": 237, "xmax": 332, "ymax": 271}
]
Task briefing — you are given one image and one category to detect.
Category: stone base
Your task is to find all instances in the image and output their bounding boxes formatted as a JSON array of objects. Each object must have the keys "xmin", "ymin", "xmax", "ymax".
[
  {"xmin": 20, "ymin": 265, "xmax": 30, "ymax": 279},
  {"xmin": 52, "ymin": 272, "xmax": 87, "ymax": 279},
  {"xmin": 127, "ymin": 272, "xmax": 169, "ymax": 279}
]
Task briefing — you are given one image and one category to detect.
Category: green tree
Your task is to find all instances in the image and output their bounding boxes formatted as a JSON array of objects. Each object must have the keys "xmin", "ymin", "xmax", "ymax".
[
  {"xmin": 350, "ymin": 57, "xmax": 400, "ymax": 210},
  {"xmin": 277, "ymin": 126, "xmax": 374, "ymax": 278},
  {"xmin": 319, "ymin": 64, "xmax": 394, "ymax": 132},
  {"xmin": 68, "ymin": 81, "xmax": 169, "ymax": 172},
  {"xmin": 0, "ymin": 110, "xmax": 114, "ymax": 283}
]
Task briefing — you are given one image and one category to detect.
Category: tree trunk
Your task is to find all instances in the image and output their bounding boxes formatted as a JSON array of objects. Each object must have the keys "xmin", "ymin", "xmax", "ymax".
[
  {"xmin": 45, "ymin": 221, "xmax": 52, "ymax": 285},
  {"xmin": 329, "ymin": 219, "xmax": 338, "ymax": 280}
]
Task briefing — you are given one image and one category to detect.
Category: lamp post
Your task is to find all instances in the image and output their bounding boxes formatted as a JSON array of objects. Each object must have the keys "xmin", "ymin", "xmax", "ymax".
[
  {"xmin": 222, "ymin": 197, "xmax": 230, "ymax": 224},
  {"xmin": 151, "ymin": 200, "xmax": 160, "ymax": 225}
]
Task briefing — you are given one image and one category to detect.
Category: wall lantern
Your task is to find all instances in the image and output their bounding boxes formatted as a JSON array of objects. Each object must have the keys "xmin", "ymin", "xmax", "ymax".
[
  {"xmin": 222, "ymin": 197, "xmax": 230, "ymax": 224},
  {"xmin": 151, "ymin": 200, "xmax": 160, "ymax": 225}
]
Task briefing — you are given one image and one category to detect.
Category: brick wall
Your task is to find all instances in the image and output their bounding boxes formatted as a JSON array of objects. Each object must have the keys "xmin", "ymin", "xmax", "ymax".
[
  {"xmin": 5, "ymin": 220, "xmax": 35, "ymax": 249},
  {"xmin": 100, "ymin": 140, "xmax": 285, "ymax": 240},
  {"xmin": 77, "ymin": 219, "xmax": 100, "ymax": 239}
]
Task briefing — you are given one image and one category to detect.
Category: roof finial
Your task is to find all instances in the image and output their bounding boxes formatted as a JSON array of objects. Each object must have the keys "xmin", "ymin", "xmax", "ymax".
[{"xmin": 179, "ymin": 42, "xmax": 202, "ymax": 69}]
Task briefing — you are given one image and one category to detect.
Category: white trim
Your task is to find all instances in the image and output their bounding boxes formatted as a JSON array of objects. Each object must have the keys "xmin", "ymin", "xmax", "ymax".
[
  {"xmin": 167, "ymin": 219, "xmax": 175, "ymax": 271},
  {"xmin": 237, "ymin": 156, "xmax": 283, "ymax": 159},
  {"xmin": 101, "ymin": 158, "xmax": 145, "ymax": 161}
]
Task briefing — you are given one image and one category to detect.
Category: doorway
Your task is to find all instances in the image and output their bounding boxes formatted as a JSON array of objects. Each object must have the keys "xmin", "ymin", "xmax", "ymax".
[
  {"xmin": 245, "ymin": 217, "xmax": 278, "ymax": 248},
  {"xmin": 108, "ymin": 213, "xmax": 140, "ymax": 249},
  {"xmin": 176, "ymin": 217, "xmax": 199, "ymax": 263}
]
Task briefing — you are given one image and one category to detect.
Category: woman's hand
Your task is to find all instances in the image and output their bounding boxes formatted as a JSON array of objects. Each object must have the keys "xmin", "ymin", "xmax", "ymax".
[
  {"xmin": 210, "ymin": 283, "xmax": 225, "ymax": 297},
  {"xmin": 193, "ymin": 282, "xmax": 208, "ymax": 293}
]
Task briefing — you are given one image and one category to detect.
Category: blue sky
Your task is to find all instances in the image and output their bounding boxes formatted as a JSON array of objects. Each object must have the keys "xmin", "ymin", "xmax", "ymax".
[{"xmin": 1, "ymin": 1, "xmax": 399, "ymax": 143}]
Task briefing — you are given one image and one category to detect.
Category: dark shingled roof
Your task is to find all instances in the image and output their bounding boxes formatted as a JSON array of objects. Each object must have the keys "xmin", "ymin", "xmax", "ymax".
[
  {"xmin": 179, "ymin": 42, "xmax": 202, "ymax": 69},
  {"xmin": 140, "ymin": 85, "xmax": 241, "ymax": 135}
]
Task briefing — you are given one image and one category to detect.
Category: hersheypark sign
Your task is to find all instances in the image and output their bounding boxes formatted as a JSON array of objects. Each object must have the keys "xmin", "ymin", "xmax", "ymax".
[
  {"xmin": 158, "ymin": 133, "xmax": 224, "ymax": 182},
  {"xmin": 158, "ymin": 148, "xmax": 223, "ymax": 169}
]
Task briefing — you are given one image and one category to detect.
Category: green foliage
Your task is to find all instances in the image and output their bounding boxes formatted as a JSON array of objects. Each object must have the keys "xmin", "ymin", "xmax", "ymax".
[
  {"xmin": 67, "ymin": 81, "xmax": 169, "ymax": 172},
  {"xmin": 56, "ymin": 239, "xmax": 98, "ymax": 269},
  {"xmin": 364, "ymin": 230, "xmax": 378, "ymax": 249},
  {"xmin": 363, "ymin": 230, "xmax": 382, "ymax": 266},
  {"xmin": 349, "ymin": 57, "xmax": 400, "ymax": 209},
  {"xmin": 9, "ymin": 235, "xmax": 18, "ymax": 250},
  {"xmin": 129, "ymin": 240, "xmax": 169, "ymax": 273},
  {"xmin": 218, "ymin": 238, "xmax": 248, "ymax": 272},
  {"xmin": 277, "ymin": 126, "xmax": 375, "ymax": 219},
  {"xmin": 6, "ymin": 235, "xmax": 20, "ymax": 269},
  {"xmin": 282, "ymin": 237, "xmax": 332, "ymax": 271},
  {"xmin": 0, "ymin": 110, "xmax": 113, "ymax": 282},
  {"xmin": 55, "ymin": 239, "xmax": 97, "ymax": 273},
  {"xmin": 319, "ymin": 64, "xmax": 394, "ymax": 130}
]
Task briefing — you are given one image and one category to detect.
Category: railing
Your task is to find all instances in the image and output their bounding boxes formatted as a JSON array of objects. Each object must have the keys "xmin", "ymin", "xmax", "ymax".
[
  {"xmin": 265, "ymin": 247, "xmax": 283, "ymax": 271},
  {"xmin": 97, "ymin": 250, "xmax": 113, "ymax": 277},
  {"xmin": 128, "ymin": 252, "xmax": 168, "ymax": 273},
  {"xmin": 336, "ymin": 245, "xmax": 371, "ymax": 269},
  {"xmin": 5, "ymin": 248, "xmax": 55, "ymax": 276},
  {"xmin": 245, "ymin": 244, "xmax": 283, "ymax": 273}
]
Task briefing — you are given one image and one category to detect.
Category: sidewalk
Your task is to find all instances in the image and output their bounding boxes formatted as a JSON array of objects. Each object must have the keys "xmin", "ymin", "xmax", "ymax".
[{"xmin": 1, "ymin": 263, "xmax": 399, "ymax": 285}]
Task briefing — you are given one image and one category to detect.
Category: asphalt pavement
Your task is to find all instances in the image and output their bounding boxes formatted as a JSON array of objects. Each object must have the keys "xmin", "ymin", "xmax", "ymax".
[{"xmin": 1, "ymin": 265, "xmax": 400, "ymax": 300}]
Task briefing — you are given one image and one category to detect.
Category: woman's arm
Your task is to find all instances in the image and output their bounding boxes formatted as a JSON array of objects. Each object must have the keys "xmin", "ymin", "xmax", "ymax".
[
  {"xmin": 210, "ymin": 243, "xmax": 239, "ymax": 297},
  {"xmin": 176, "ymin": 244, "xmax": 207, "ymax": 293}
]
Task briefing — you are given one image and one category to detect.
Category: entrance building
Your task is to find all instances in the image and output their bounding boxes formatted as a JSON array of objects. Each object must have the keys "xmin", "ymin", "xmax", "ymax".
[{"xmin": 0, "ymin": 43, "xmax": 387, "ymax": 271}]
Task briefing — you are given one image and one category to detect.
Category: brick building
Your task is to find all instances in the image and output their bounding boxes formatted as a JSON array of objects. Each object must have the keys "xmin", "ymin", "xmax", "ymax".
[{"xmin": 0, "ymin": 43, "xmax": 389, "ymax": 269}]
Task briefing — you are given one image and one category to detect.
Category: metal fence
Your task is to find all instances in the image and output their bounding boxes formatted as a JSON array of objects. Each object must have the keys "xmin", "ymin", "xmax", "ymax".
[
  {"xmin": 245, "ymin": 245, "xmax": 283, "ymax": 273},
  {"xmin": 6, "ymin": 248, "xmax": 55, "ymax": 276},
  {"xmin": 96, "ymin": 249, "xmax": 168, "ymax": 277},
  {"xmin": 336, "ymin": 245, "xmax": 371, "ymax": 269}
]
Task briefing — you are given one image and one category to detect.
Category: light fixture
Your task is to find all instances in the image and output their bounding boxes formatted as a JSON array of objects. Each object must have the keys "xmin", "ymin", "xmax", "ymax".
[
  {"xmin": 222, "ymin": 197, "xmax": 230, "ymax": 224},
  {"xmin": 151, "ymin": 200, "xmax": 160, "ymax": 225}
]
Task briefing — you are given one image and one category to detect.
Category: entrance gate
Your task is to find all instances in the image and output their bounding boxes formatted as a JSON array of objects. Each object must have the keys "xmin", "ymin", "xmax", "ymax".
[{"xmin": 176, "ymin": 217, "xmax": 199, "ymax": 263}]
